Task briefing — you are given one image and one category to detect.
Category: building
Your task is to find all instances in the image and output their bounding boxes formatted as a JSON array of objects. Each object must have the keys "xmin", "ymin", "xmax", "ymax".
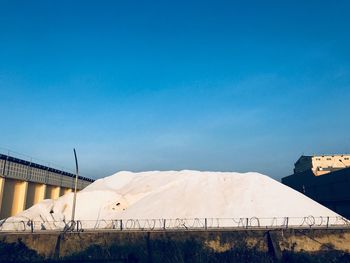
[
  {"xmin": 282, "ymin": 154, "xmax": 350, "ymax": 219},
  {"xmin": 294, "ymin": 154, "xmax": 350, "ymax": 175},
  {"xmin": 0, "ymin": 153, "xmax": 94, "ymax": 219}
]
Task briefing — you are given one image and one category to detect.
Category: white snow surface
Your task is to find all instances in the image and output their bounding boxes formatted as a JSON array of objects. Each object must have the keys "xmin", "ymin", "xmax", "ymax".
[{"xmin": 5, "ymin": 170, "xmax": 339, "ymax": 227}]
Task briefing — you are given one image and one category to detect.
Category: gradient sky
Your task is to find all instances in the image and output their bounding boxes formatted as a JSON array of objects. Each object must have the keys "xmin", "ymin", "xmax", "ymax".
[{"xmin": 0, "ymin": 1, "xmax": 349, "ymax": 180}]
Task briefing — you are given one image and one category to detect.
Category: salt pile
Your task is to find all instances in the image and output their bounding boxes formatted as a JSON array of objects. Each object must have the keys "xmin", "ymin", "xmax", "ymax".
[{"xmin": 3, "ymin": 170, "xmax": 342, "ymax": 229}]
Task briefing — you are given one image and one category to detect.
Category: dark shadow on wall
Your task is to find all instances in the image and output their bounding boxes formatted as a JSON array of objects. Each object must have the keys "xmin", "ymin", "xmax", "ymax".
[{"xmin": 1, "ymin": 238, "xmax": 350, "ymax": 263}]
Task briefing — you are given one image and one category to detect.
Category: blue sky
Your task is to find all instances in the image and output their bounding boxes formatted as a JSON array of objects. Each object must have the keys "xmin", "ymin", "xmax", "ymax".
[{"xmin": 0, "ymin": 1, "xmax": 349, "ymax": 179}]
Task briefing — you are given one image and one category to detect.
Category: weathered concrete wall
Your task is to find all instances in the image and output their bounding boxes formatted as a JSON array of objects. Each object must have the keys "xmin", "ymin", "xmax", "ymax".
[{"xmin": 1, "ymin": 228, "xmax": 350, "ymax": 260}]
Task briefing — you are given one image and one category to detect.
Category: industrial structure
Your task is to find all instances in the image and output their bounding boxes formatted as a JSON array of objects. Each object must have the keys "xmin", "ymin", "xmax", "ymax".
[
  {"xmin": 0, "ymin": 153, "xmax": 94, "ymax": 219},
  {"xmin": 293, "ymin": 154, "xmax": 350, "ymax": 175},
  {"xmin": 282, "ymin": 154, "xmax": 350, "ymax": 219}
]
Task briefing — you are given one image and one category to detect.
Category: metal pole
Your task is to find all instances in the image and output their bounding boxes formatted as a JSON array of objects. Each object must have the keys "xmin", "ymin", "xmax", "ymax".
[{"xmin": 71, "ymin": 148, "xmax": 79, "ymax": 222}]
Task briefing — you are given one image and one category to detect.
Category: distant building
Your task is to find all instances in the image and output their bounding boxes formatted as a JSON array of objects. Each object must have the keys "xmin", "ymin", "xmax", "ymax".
[
  {"xmin": 282, "ymin": 154, "xmax": 350, "ymax": 219},
  {"xmin": 294, "ymin": 154, "xmax": 350, "ymax": 175}
]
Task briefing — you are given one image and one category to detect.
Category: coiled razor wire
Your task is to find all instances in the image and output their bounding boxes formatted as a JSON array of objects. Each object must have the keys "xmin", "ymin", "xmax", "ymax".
[{"xmin": 0, "ymin": 216, "xmax": 350, "ymax": 232}]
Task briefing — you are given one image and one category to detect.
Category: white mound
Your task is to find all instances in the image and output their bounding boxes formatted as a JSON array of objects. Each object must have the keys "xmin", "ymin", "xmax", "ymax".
[{"xmin": 3, "ymin": 170, "xmax": 341, "ymax": 229}]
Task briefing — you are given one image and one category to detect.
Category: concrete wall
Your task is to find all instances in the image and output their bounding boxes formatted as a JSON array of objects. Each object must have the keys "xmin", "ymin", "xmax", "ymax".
[
  {"xmin": 312, "ymin": 155, "xmax": 350, "ymax": 174},
  {"xmin": 1, "ymin": 228, "xmax": 350, "ymax": 260},
  {"xmin": 294, "ymin": 156, "xmax": 313, "ymax": 174}
]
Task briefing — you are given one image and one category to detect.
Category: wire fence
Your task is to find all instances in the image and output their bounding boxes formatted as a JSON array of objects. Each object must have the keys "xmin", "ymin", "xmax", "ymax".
[{"xmin": 0, "ymin": 216, "xmax": 349, "ymax": 233}]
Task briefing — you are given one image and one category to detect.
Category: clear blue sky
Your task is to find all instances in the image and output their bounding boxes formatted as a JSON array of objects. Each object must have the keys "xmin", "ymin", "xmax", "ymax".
[{"xmin": 0, "ymin": 1, "xmax": 349, "ymax": 180}]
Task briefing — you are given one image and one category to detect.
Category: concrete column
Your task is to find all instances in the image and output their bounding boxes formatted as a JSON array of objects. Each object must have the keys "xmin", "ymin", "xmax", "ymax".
[
  {"xmin": 26, "ymin": 183, "xmax": 47, "ymax": 209},
  {"xmin": 11, "ymin": 181, "xmax": 28, "ymax": 216},
  {"xmin": 64, "ymin": 188, "xmax": 72, "ymax": 195},
  {"xmin": 60, "ymin": 187, "xmax": 72, "ymax": 196},
  {"xmin": 1, "ymin": 179, "xmax": 15, "ymax": 219},
  {"xmin": 51, "ymin": 186, "xmax": 60, "ymax": 200},
  {"xmin": 45, "ymin": 185, "xmax": 61, "ymax": 200},
  {"xmin": 34, "ymin": 184, "xmax": 46, "ymax": 203},
  {"xmin": 0, "ymin": 177, "xmax": 5, "ymax": 214},
  {"xmin": 1, "ymin": 179, "xmax": 28, "ymax": 218}
]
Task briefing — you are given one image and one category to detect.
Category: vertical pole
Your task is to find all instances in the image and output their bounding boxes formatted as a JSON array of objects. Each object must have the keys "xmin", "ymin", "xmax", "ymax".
[
  {"xmin": 163, "ymin": 219, "xmax": 166, "ymax": 230},
  {"xmin": 71, "ymin": 149, "xmax": 79, "ymax": 222},
  {"xmin": 326, "ymin": 216, "xmax": 329, "ymax": 228},
  {"xmin": 205, "ymin": 218, "xmax": 207, "ymax": 230},
  {"xmin": 120, "ymin": 220, "xmax": 123, "ymax": 231}
]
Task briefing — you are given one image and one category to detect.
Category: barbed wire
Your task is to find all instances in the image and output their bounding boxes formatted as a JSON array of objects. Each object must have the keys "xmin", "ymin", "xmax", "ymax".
[{"xmin": 0, "ymin": 216, "xmax": 349, "ymax": 233}]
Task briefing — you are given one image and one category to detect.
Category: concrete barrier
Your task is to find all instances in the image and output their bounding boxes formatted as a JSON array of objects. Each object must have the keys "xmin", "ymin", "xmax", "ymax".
[{"xmin": 0, "ymin": 228, "xmax": 350, "ymax": 261}]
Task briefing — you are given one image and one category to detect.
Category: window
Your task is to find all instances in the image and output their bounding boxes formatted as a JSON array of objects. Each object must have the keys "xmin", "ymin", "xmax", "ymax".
[
  {"xmin": 345, "ymin": 158, "xmax": 349, "ymax": 160},
  {"xmin": 326, "ymin": 158, "xmax": 331, "ymax": 160}
]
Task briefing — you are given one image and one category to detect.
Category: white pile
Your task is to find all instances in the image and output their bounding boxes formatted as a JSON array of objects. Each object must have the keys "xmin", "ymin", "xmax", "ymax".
[{"xmin": 3, "ymin": 170, "xmax": 342, "ymax": 229}]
